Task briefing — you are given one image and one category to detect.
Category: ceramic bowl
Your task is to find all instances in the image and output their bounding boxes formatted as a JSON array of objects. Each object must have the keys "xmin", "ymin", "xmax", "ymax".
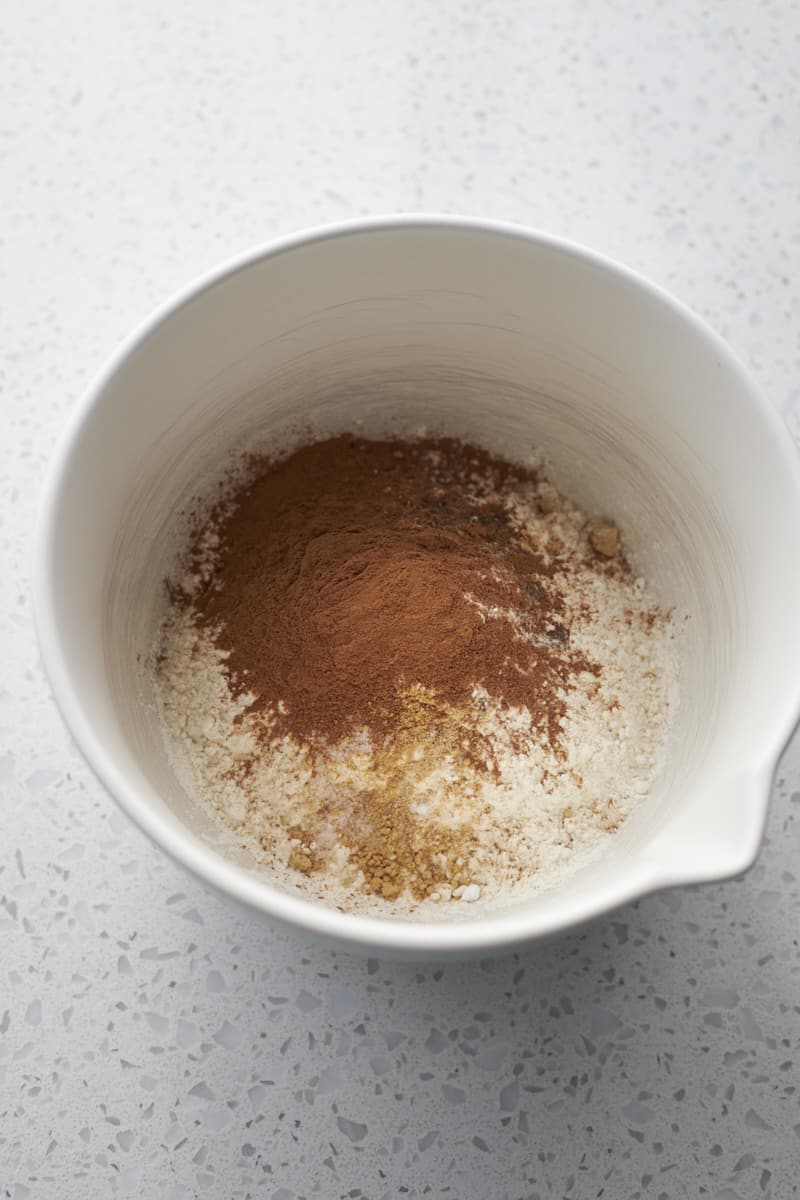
[{"xmin": 33, "ymin": 217, "xmax": 800, "ymax": 957}]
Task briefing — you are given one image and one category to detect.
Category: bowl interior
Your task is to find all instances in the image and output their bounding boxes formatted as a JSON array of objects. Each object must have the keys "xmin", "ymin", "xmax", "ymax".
[{"xmin": 40, "ymin": 223, "xmax": 800, "ymax": 950}]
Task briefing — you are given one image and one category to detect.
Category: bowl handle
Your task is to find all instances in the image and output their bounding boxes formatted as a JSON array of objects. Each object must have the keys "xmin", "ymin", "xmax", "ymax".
[{"xmin": 640, "ymin": 765, "xmax": 773, "ymax": 888}]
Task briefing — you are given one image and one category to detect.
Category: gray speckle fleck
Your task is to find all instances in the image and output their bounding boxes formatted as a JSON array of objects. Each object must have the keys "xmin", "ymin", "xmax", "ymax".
[
  {"xmin": 745, "ymin": 1109, "xmax": 773, "ymax": 1131},
  {"xmin": 212, "ymin": 1020, "xmax": 242, "ymax": 1050},
  {"xmin": 337, "ymin": 1116, "xmax": 368, "ymax": 1143},
  {"xmin": 425, "ymin": 1028, "xmax": 448, "ymax": 1054}
]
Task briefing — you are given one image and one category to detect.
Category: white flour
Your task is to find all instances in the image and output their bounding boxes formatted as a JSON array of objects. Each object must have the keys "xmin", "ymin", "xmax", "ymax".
[{"xmin": 155, "ymin": 462, "xmax": 679, "ymax": 919}]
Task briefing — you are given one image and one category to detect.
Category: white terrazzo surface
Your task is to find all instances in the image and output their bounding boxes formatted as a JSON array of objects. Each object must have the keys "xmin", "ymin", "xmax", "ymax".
[{"xmin": 3, "ymin": 2, "xmax": 800, "ymax": 1196}]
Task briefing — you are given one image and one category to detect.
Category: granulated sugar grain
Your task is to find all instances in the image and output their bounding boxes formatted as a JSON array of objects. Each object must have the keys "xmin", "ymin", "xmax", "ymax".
[{"xmin": 155, "ymin": 437, "xmax": 679, "ymax": 918}]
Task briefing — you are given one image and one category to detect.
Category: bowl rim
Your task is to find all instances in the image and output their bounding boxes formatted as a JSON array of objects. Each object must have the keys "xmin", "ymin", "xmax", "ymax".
[{"xmin": 32, "ymin": 213, "xmax": 800, "ymax": 956}]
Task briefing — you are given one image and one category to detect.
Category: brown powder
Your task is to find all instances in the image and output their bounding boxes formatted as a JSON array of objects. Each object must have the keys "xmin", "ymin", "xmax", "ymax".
[
  {"xmin": 190, "ymin": 437, "xmax": 597, "ymax": 752},
  {"xmin": 283, "ymin": 686, "xmax": 483, "ymax": 900}
]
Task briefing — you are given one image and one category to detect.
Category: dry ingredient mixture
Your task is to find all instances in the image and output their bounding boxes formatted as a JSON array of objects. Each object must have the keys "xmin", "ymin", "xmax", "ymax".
[{"xmin": 156, "ymin": 435, "xmax": 678, "ymax": 916}]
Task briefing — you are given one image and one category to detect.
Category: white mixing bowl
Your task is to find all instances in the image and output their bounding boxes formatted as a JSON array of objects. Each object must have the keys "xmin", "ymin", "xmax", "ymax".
[{"xmin": 33, "ymin": 217, "xmax": 800, "ymax": 958}]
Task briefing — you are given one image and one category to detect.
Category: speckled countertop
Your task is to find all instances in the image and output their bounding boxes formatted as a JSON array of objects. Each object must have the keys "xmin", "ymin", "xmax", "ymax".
[{"xmin": 3, "ymin": 2, "xmax": 800, "ymax": 1196}]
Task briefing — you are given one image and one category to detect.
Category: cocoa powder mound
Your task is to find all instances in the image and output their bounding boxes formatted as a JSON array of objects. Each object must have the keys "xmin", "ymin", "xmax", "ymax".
[{"xmin": 190, "ymin": 436, "xmax": 598, "ymax": 754}]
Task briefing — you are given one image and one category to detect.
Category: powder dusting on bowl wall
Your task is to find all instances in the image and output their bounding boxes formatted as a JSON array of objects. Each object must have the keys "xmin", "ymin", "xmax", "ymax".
[{"xmin": 33, "ymin": 218, "xmax": 800, "ymax": 957}]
